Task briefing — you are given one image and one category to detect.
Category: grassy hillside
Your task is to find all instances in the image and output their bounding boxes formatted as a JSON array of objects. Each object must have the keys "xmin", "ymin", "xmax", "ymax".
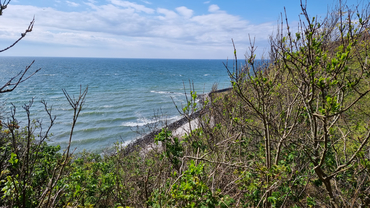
[{"xmin": 1, "ymin": 1, "xmax": 370, "ymax": 207}]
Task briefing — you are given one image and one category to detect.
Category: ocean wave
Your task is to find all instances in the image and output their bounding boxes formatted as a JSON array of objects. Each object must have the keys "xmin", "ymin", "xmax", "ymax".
[
  {"xmin": 150, "ymin": 90, "xmax": 169, "ymax": 94},
  {"xmin": 80, "ymin": 109, "xmax": 126, "ymax": 116},
  {"xmin": 52, "ymin": 136, "xmax": 109, "ymax": 146},
  {"xmin": 150, "ymin": 90, "xmax": 184, "ymax": 96},
  {"xmin": 121, "ymin": 115, "xmax": 182, "ymax": 127},
  {"xmin": 121, "ymin": 120, "xmax": 155, "ymax": 127},
  {"xmin": 0, "ymin": 57, "xmax": 231, "ymax": 153},
  {"xmin": 91, "ymin": 117, "xmax": 132, "ymax": 125},
  {"xmin": 79, "ymin": 126, "xmax": 112, "ymax": 132}
]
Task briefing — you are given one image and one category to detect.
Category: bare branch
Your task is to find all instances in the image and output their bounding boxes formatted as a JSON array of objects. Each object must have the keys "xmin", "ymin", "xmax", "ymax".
[
  {"xmin": 0, "ymin": 17, "xmax": 35, "ymax": 53},
  {"xmin": 0, "ymin": 60, "xmax": 41, "ymax": 94},
  {"xmin": 0, "ymin": 0, "xmax": 11, "ymax": 16}
]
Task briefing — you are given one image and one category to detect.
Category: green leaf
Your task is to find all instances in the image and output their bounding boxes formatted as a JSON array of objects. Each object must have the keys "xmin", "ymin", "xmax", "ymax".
[{"xmin": 9, "ymin": 152, "xmax": 18, "ymax": 165}]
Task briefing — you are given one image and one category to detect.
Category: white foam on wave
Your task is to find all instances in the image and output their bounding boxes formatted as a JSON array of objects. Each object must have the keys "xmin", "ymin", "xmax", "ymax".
[
  {"xmin": 121, "ymin": 121, "xmax": 147, "ymax": 127},
  {"xmin": 204, "ymin": 74, "xmax": 210, "ymax": 76},
  {"xmin": 150, "ymin": 90, "xmax": 184, "ymax": 96},
  {"xmin": 49, "ymin": 95, "xmax": 64, "ymax": 99},
  {"xmin": 120, "ymin": 140, "xmax": 132, "ymax": 147},
  {"xmin": 150, "ymin": 90, "xmax": 167, "ymax": 94},
  {"xmin": 121, "ymin": 115, "xmax": 182, "ymax": 127},
  {"xmin": 121, "ymin": 117, "xmax": 157, "ymax": 127},
  {"xmin": 167, "ymin": 115, "xmax": 182, "ymax": 121}
]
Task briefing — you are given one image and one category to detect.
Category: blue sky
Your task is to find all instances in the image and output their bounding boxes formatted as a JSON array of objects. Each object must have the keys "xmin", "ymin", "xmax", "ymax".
[{"xmin": 0, "ymin": 0, "xmax": 362, "ymax": 59}]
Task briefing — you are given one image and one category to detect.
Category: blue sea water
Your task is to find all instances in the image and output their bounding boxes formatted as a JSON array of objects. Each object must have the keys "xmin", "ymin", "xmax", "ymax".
[{"xmin": 0, "ymin": 57, "xmax": 231, "ymax": 152}]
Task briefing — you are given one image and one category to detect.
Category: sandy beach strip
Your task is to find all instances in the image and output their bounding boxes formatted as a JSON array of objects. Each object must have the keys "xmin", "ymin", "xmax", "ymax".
[{"xmin": 120, "ymin": 87, "xmax": 232, "ymax": 156}]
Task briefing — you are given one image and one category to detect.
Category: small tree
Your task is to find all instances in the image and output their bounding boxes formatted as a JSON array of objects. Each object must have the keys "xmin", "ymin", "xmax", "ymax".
[
  {"xmin": 0, "ymin": 87, "xmax": 88, "ymax": 207},
  {"xmin": 222, "ymin": 0, "xmax": 370, "ymax": 207},
  {"xmin": 270, "ymin": 0, "xmax": 370, "ymax": 206},
  {"xmin": 0, "ymin": 2, "xmax": 91, "ymax": 207}
]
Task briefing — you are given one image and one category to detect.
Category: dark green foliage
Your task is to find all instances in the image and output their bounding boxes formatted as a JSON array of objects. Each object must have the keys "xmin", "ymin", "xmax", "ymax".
[
  {"xmin": 154, "ymin": 128, "xmax": 184, "ymax": 170},
  {"xmin": 62, "ymin": 151, "xmax": 116, "ymax": 207},
  {"xmin": 148, "ymin": 160, "xmax": 230, "ymax": 208}
]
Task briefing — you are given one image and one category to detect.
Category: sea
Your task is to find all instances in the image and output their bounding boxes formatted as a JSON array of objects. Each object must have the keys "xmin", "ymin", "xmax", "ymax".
[{"xmin": 0, "ymin": 57, "xmax": 231, "ymax": 153}]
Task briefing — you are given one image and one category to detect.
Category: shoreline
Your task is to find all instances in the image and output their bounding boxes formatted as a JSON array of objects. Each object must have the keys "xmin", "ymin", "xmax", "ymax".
[{"xmin": 120, "ymin": 87, "xmax": 232, "ymax": 156}]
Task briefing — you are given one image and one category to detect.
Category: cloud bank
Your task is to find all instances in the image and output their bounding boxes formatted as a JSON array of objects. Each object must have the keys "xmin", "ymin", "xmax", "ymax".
[{"xmin": 0, "ymin": 0, "xmax": 275, "ymax": 58}]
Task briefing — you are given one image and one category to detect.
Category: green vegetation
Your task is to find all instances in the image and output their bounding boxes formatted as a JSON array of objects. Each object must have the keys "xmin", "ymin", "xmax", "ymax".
[{"xmin": 1, "ymin": 0, "xmax": 370, "ymax": 207}]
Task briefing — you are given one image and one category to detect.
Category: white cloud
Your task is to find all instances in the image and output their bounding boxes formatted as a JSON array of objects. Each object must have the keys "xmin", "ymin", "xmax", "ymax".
[
  {"xmin": 208, "ymin": 4, "xmax": 220, "ymax": 13},
  {"xmin": 109, "ymin": 0, "xmax": 154, "ymax": 14},
  {"xmin": 86, "ymin": 0, "xmax": 97, "ymax": 4},
  {"xmin": 0, "ymin": 2, "xmax": 275, "ymax": 58},
  {"xmin": 204, "ymin": 1, "xmax": 211, "ymax": 4},
  {"xmin": 66, "ymin": 1, "xmax": 79, "ymax": 7},
  {"xmin": 140, "ymin": 0, "xmax": 152, "ymax": 4},
  {"xmin": 157, "ymin": 8, "xmax": 178, "ymax": 20},
  {"xmin": 176, "ymin": 6, "xmax": 193, "ymax": 18}
]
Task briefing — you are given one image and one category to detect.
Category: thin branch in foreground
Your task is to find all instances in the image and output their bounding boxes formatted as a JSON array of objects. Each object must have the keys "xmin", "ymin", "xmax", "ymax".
[
  {"xmin": 0, "ymin": 17, "xmax": 35, "ymax": 53},
  {"xmin": 0, "ymin": 0, "xmax": 11, "ymax": 15},
  {"xmin": 0, "ymin": 60, "xmax": 41, "ymax": 94}
]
